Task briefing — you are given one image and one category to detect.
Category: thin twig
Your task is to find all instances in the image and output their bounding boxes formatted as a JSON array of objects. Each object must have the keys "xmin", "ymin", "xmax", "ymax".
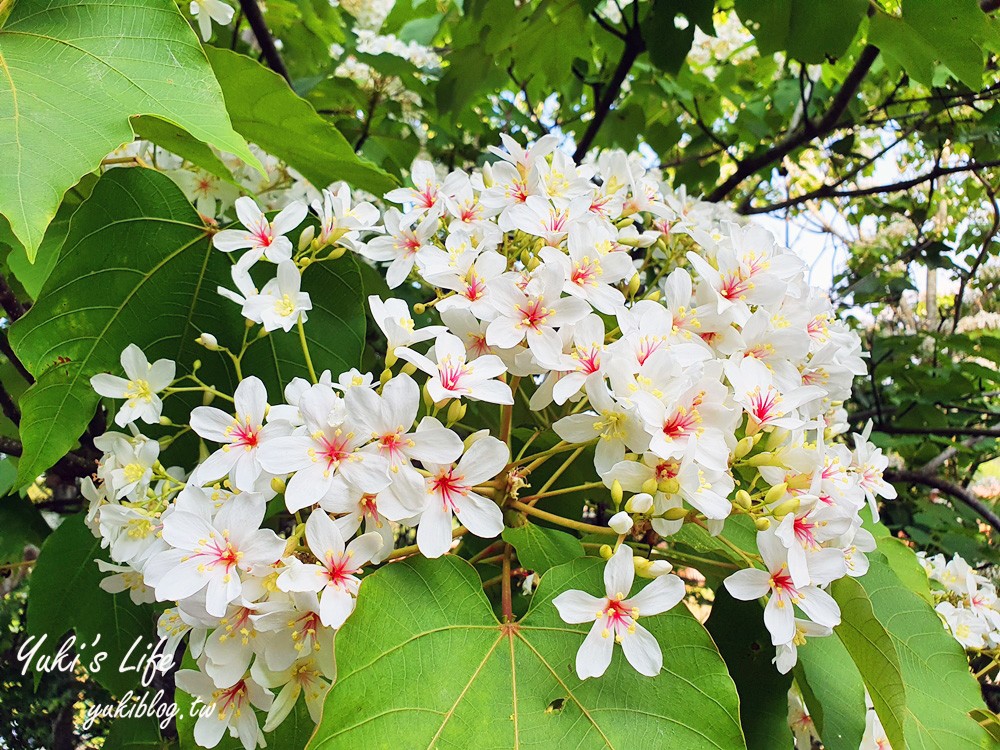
[
  {"xmin": 237, "ymin": 0, "xmax": 290, "ymax": 83},
  {"xmin": 885, "ymin": 468, "xmax": 1000, "ymax": 533}
]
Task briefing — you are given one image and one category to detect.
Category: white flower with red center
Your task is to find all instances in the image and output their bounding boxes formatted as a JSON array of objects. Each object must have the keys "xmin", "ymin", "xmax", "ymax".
[
  {"xmin": 487, "ymin": 132, "xmax": 561, "ymax": 174},
  {"xmin": 772, "ymin": 497, "xmax": 851, "ymax": 587},
  {"xmin": 725, "ymin": 357, "xmax": 823, "ymax": 435},
  {"xmin": 90, "ymin": 344, "xmax": 175, "ymax": 427},
  {"xmin": 251, "ymin": 591, "xmax": 334, "ymax": 672},
  {"xmin": 242, "ymin": 260, "xmax": 312, "ymax": 333},
  {"xmin": 174, "ymin": 669, "xmax": 272, "ymax": 750},
  {"xmin": 411, "ymin": 436, "xmax": 509, "ymax": 558},
  {"xmin": 190, "ymin": 377, "xmax": 290, "ymax": 492},
  {"xmin": 396, "ymin": 331, "xmax": 513, "ymax": 405},
  {"xmin": 311, "ymin": 184, "xmax": 380, "ymax": 247},
  {"xmin": 257, "ymin": 384, "xmax": 391, "ymax": 513},
  {"xmin": 850, "ymin": 422, "xmax": 898, "ymax": 521},
  {"xmin": 359, "ymin": 208, "xmax": 439, "ymax": 289},
  {"xmin": 775, "ymin": 619, "xmax": 832, "ymax": 674},
  {"xmin": 212, "ymin": 196, "xmax": 308, "ymax": 263},
  {"xmin": 486, "ymin": 266, "xmax": 590, "ymax": 368},
  {"xmin": 439, "ymin": 308, "xmax": 494, "ymax": 359},
  {"xmin": 539, "ymin": 226, "xmax": 634, "ymax": 314},
  {"xmin": 348, "ymin": 372, "xmax": 463, "ymax": 473},
  {"xmin": 144, "ymin": 493, "xmax": 284, "ymax": 617},
  {"xmin": 255, "ymin": 655, "xmax": 332, "ymax": 730},
  {"xmin": 724, "ymin": 530, "xmax": 841, "ymax": 645},
  {"xmin": 384, "ymin": 158, "xmax": 444, "ymax": 218},
  {"xmin": 542, "ymin": 314, "xmax": 606, "ymax": 406},
  {"xmin": 553, "ymin": 544, "xmax": 685, "ymax": 679},
  {"xmin": 422, "ymin": 240, "xmax": 506, "ymax": 319},
  {"xmin": 507, "ymin": 195, "xmax": 587, "ymax": 246},
  {"xmin": 276, "ymin": 510, "xmax": 383, "ymax": 628}
]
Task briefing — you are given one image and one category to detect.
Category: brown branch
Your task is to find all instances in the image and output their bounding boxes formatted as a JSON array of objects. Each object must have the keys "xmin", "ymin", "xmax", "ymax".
[
  {"xmin": 0, "ymin": 272, "xmax": 26, "ymax": 322},
  {"xmin": 573, "ymin": 24, "xmax": 645, "ymax": 163},
  {"xmin": 885, "ymin": 468, "xmax": 1000, "ymax": 533},
  {"xmin": 741, "ymin": 159, "xmax": 1000, "ymax": 214},
  {"xmin": 707, "ymin": 44, "xmax": 880, "ymax": 202},
  {"xmin": 0, "ymin": 436, "xmax": 96, "ymax": 478},
  {"xmin": 237, "ymin": 0, "xmax": 290, "ymax": 83},
  {"xmin": 953, "ymin": 174, "xmax": 1000, "ymax": 333},
  {"xmin": 0, "ymin": 381, "xmax": 19, "ymax": 425},
  {"xmin": 876, "ymin": 425, "xmax": 1000, "ymax": 439},
  {"xmin": 0, "ymin": 329, "xmax": 33, "ymax": 384}
]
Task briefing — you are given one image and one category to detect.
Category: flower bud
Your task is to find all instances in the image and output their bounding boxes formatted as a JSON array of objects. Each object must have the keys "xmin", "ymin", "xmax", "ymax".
[
  {"xmin": 609, "ymin": 511, "xmax": 633, "ymax": 534},
  {"xmin": 298, "ymin": 225, "xmax": 315, "ymax": 251},
  {"xmin": 764, "ymin": 482, "xmax": 789, "ymax": 506},
  {"xmin": 610, "ymin": 479, "xmax": 623, "ymax": 506},
  {"xmin": 599, "ymin": 544, "xmax": 613, "ymax": 560},
  {"xmin": 734, "ymin": 489, "xmax": 753, "ymax": 510},
  {"xmin": 270, "ymin": 476, "xmax": 286, "ymax": 494},
  {"xmin": 636, "ymin": 558, "xmax": 673, "ymax": 578},
  {"xmin": 328, "ymin": 246, "xmax": 347, "ymax": 260},
  {"xmin": 746, "ymin": 451, "xmax": 781, "ymax": 466},
  {"xmin": 641, "ymin": 478, "xmax": 659, "ymax": 495},
  {"xmin": 413, "ymin": 302, "xmax": 426, "ymax": 315},
  {"xmin": 627, "ymin": 273, "xmax": 641, "ymax": 297},
  {"xmin": 446, "ymin": 400, "xmax": 467, "ymax": 426},
  {"xmin": 754, "ymin": 516, "xmax": 772, "ymax": 531},
  {"xmin": 658, "ymin": 478, "xmax": 680, "ymax": 495},
  {"xmin": 196, "ymin": 332, "xmax": 220, "ymax": 350},
  {"xmin": 661, "ymin": 507, "xmax": 689, "ymax": 521},
  {"xmin": 422, "ymin": 383, "xmax": 434, "ymax": 411},
  {"xmin": 201, "ymin": 389, "xmax": 215, "ymax": 406},
  {"xmin": 645, "ymin": 289, "xmax": 661, "ymax": 302},
  {"xmin": 626, "ymin": 492, "xmax": 653, "ymax": 514},
  {"xmin": 733, "ymin": 435, "xmax": 755, "ymax": 460},
  {"xmin": 158, "ymin": 416, "xmax": 173, "ymax": 426},
  {"xmin": 771, "ymin": 497, "xmax": 800, "ymax": 520}
]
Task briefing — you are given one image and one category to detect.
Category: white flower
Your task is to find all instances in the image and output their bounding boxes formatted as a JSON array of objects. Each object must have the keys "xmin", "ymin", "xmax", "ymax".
[
  {"xmin": 213, "ymin": 196, "xmax": 308, "ymax": 263},
  {"xmin": 277, "ymin": 510, "xmax": 383, "ymax": 628},
  {"xmin": 312, "ymin": 184, "xmax": 380, "ymax": 247},
  {"xmin": 189, "ymin": 0, "xmax": 235, "ymax": 43},
  {"xmin": 242, "ymin": 260, "xmax": 312, "ymax": 332},
  {"xmin": 553, "ymin": 544, "xmax": 685, "ymax": 679},
  {"xmin": 145, "ymin": 493, "xmax": 284, "ymax": 617},
  {"xmin": 608, "ymin": 512, "xmax": 633, "ymax": 534},
  {"xmin": 359, "ymin": 209, "xmax": 438, "ymax": 288},
  {"xmin": 368, "ymin": 295, "xmax": 444, "ymax": 359},
  {"xmin": 397, "ymin": 331, "xmax": 513, "ymax": 405},
  {"xmin": 724, "ymin": 530, "xmax": 841, "ymax": 645},
  {"xmin": 175, "ymin": 669, "xmax": 272, "ymax": 750},
  {"xmin": 90, "ymin": 344, "xmax": 174, "ymax": 427},
  {"xmin": 411, "ymin": 436, "xmax": 509, "ymax": 557},
  {"xmin": 190, "ymin": 377, "xmax": 291, "ymax": 492}
]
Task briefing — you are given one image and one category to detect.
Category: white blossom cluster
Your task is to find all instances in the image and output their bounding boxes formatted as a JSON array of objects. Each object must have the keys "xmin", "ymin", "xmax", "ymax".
[
  {"xmin": 84, "ymin": 134, "xmax": 898, "ymax": 747},
  {"xmin": 919, "ymin": 551, "xmax": 1000, "ymax": 649}
]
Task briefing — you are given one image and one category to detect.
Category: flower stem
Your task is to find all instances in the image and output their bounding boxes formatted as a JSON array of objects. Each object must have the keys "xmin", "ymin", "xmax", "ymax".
[
  {"xmin": 510, "ymin": 500, "xmax": 616, "ymax": 536},
  {"xmin": 387, "ymin": 526, "xmax": 467, "ymax": 560},
  {"xmin": 521, "ymin": 479, "xmax": 605, "ymax": 506},
  {"xmin": 523, "ymin": 446, "xmax": 588, "ymax": 506},
  {"xmin": 297, "ymin": 317, "xmax": 318, "ymax": 384}
]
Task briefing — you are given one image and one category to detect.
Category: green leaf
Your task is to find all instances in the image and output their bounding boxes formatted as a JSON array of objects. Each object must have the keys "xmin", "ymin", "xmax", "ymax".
[
  {"xmin": 26, "ymin": 513, "xmax": 156, "ymax": 697},
  {"xmin": 0, "ymin": 0, "xmax": 259, "ymax": 258},
  {"xmin": 501, "ymin": 523, "xmax": 584, "ymax": 574},
  {"xmin": 8, "ymin": 168, "xmax": 223, "ymax": 485},
  {"xmin": 734, "ymin": 0, "xmax": 867, "ymax": 63},
  {"xmin": 205, "ymin": 48, "xmax": 396, "ymax": 196},
  {"xmin": 876, "ymin": 536, "xmax": 932, "ymax": 604},
  {"xmin": 132, "ymin": 115, "xmax": 238, "ymax": 186},
  {"xmin": 6, "ymin": 200, "xmax": 74, "ymax": 299},
  {"xmin": 706, "ymin": 590, "xmax": 793, "ymax": 750},
  {"xmin": 0, "ymin": 493, "xmax": 50, "ymax": 564},
  {"xmin": 9, "ymin": 167, "xmax": 367, "ymax": 484},
  {"xmin": 830, "ymin": 575, "xmax": 907, "ymax": 749},
  {"xmin": 796, "ymin": 629, "xmax": 867, "ymax": 750},
  {"xmin": 857, "ymin": 555, "xmax": 993, "ymax": 748},
  {"xmin": 309, "ymin": 555, "xmax": 746, "ymax": 749},
  {"xmin": 869, "ymin": 0, "xmax": 1000, "ymax": 89}
]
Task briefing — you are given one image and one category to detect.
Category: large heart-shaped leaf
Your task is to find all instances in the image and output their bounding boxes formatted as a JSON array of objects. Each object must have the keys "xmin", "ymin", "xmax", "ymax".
[
  {"xmin": 9, "ymin": 167, "xmax": 366, "ymax": 484},
  {"xmin": 309, "ymin": 555, "xmax": 746, "ymax": 749},
  {"xmin": 0, "ymin": 0, "xmax": 259, "ymax": 257}
]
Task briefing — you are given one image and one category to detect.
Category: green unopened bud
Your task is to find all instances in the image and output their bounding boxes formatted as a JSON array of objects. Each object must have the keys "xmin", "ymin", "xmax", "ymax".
[
  {"xmin": 735, "ymin": 489, "xmax": 753, "ymax": 510},
  {"xmin": 754, "ymin": 517, "xmax": 771, "ymax": 531},
  {"xmin": 158, "ymin": 416, "xmax": 173, "ymax": 426},
  {"xmin": 328, "ymin": 246, "xmax": 347, "ymax": 260},
  {"xmin": 765, "ymin": 428, "xmax": 789, "ymax": 451},
  {"xmin": 746, "ymin": 451, "xmax": 781, "ymax": 467},
  {"xmin": 771, "ymin": 497, "xmax": 800, "ymax": 520},
  {"xmin": 611, "ymin": 480, "xmax": 624, "ymax": 506},
  {"xmin": 641, "ymin": 478, "xmax": 659, "ymax": 495},
  {"xmin": 201, "ymin": 389, "xmax": 215, "ymax": 406},
  {"xmin": 446, "ymin": 400, "xmax": 467, "ymax": 426},
  {"xmin": 245, "ymin": 317, "xmax": 255, "ymax": 329},
  {"xmin": 298, "ymin": 225, "xmax": 316, "ymax": 251},
  {"xmin": 196, "ymin": 333, "xmax": 220, "ymax": 351},
  {"xmin": 645, "ymin": 289, "xmax": 661, "ymax": 302},
  {"xmin": 413, "ymin": 302, "xmax": 427, "ymax": 315},
  {"xmin": 599, "ymin": 544, "xmax": 613, "ymax": 560},
  {"xmin": 764, "ymin": 482, "xmax": 789, "ymax": 506},
  {"xmin": 526, "ymin": 255, "xmax": 541, "ymax": 271},
  {"xmin": 627, "ymin": 273, "xmax": 641, "ymax": 297},
  {"xmin": 519, "ymin": 249, "xmax": 531, "ymax": 267},
  {"xmin": 300, "ymin": 256, "xmax": 313, "ymax": 268},
  {"xmin": 270, "ymin": 476, "xmax": 286, "ymax": 494},
  {"xmin": 733, "ymin": 435, "xmax": 755, "ymax": 460},
  {"xmin": 422, "ymin": 383, "xmax": 434, "ymax": 411},
  {"xmin": 661, "ymin": 507, "xmax": 689, "ymax": 521},
  {"xmin": 658, "ymin": 478, "xmax": 680, "ymax": 495}
]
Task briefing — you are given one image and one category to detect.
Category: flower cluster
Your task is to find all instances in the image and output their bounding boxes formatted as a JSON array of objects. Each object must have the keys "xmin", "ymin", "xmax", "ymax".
[
  {"xmin": 84, "ymin": 133, "xmax": 898, "ymax": 747},
  {"xmin": 919, "ymin": 551, "xmax": 1000, "ymax": 649}
]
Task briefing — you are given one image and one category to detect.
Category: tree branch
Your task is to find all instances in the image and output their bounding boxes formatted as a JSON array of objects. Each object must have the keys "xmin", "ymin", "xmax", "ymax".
[
  {"xmin": 876, "ymin": 425, "xmax": 1000, "ymax": 439},
  {"xmin": 237, "ymin": 0, "xmax": 290, "ymax": 83},
  {"xmin": 741, "ymin": 159, "xmax": 1000, "ymax": 214},
  {"xmin": 573, "ymin": 25, "xmax": 645, "ymax": 163},
  {"xmin": 0, "ymin": 329, "xmax": 33, "ymax": 384},
  {"xmin": 885, "ymin": 468, "xmax": 1000, "ymax": 533},
  {"xmin": 0, "ymin": 272, "xmax": 26, "ymax": 322},
  {"xmin": 0, "ymin": 436, "xmax": 96, "ymax": 478},
  {"xmin": 707, "ymin": 44, "xmax": 880, "ymax": 202},
  {"xmin": 952, "ymin": 173, "xmax": 1000, "ymax": 333}
]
